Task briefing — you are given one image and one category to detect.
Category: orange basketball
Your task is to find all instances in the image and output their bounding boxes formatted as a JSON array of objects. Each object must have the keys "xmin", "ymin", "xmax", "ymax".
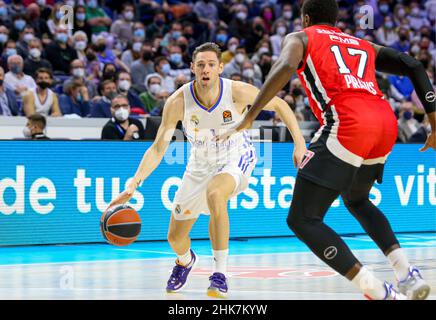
[{"xmin": 100, "ymin": 204, "xmax": 141, "ymax": 246}]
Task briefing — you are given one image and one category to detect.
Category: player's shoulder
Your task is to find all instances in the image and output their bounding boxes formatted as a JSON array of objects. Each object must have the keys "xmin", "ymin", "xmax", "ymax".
[
  {"xmin": 165, "ymin": 83, "xmax": 189, "ymax": 109},
  {"xmin": 231, "ymin": 80, "xmax": 256, "ymax": 97}
]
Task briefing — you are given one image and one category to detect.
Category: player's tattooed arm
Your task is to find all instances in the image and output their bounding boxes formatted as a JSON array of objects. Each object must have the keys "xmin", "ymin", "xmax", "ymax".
[
  {"xmin": 235, "ymin": 32, "xmax": 305, "ymax": 131},
  {"xmin": 109, "ymin": 91, "xmax": 183, "ymax": 207}
]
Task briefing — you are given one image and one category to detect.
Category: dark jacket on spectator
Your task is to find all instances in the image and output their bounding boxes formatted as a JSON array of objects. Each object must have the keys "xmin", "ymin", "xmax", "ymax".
[
  {"xmin": 44, "ymin": 41, "xmax": 78, "ymax": 75},
  {"xmin": 59, "ymin": 94, "xmax": 91, "ymax": 118},
  {"xmin": 24, "ymin": 58, "xmax": 53, "ymax": 78},
  {"xmin": 90, "ymin": 98, "xmax": 111, "ymax": 118},
  {"xmin": 0, "ymin": 88, "xmax": 20, "ymax": 116}
]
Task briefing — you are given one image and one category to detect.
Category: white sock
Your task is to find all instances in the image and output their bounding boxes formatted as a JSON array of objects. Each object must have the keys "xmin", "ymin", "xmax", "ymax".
[
  {"xmin": 387, "ymin": 248, "xmax": 411, "ymax": 281},
  {"xmin": 351, "ymin": 266, "xmax": 386, "ymax": 300},
  {"xmin": 177, "ymin": 249, "xmax": 192, "ymax": 266},
  {"xmin": 212, "ymin": 249, "xmax": 228, "ymax": 276}
]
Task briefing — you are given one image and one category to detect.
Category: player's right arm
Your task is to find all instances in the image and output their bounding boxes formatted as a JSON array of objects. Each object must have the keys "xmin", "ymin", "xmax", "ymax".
[
  {"xmin": 370, "ymin": 43, "xmax": 436, "ymax": 151},
  {"xmin": 109, "ymin": 90, "xmax": 184, "ymax": 206}
]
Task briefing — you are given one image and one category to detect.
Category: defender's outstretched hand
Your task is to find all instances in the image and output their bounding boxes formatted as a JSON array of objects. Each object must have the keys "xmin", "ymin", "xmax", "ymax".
[{"xmin": 420, "ymin": 131, "xmax": 436, "ymax": 152}]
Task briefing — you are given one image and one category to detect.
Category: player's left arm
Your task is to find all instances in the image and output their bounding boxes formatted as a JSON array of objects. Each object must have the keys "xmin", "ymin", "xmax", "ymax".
[
  {"xmin": 233, "ymin": 81, "xmax": 307, "ymax": 167},
  {"xmin": 236, "ymin": 33, "xmax": 305, "ymax": 131},
  {"xmin": 371, "ymin": 43, "xmax": 436, "ymax": 151}
]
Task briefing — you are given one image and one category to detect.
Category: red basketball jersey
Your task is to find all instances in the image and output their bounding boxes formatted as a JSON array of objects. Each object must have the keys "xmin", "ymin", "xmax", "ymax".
[{"xmin": 297, "ymin": 25, "xmax": 385, "ymax": 123}]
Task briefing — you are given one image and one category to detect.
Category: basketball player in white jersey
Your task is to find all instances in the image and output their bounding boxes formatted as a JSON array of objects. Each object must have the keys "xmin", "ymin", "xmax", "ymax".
[{"xmin": 109, "ymin": 42, "xmax": 307, "ymax": 298}]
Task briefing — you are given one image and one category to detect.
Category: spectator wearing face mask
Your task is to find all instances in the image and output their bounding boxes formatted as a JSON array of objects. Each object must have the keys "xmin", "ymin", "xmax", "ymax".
[
  {"xmin": 193, "ymin": 0, "xmax": 219, "ymax": 41},
  {"xmin": 270, "ymin": 19, "xmax": 288, "ymax": 58},
  {"xmin": 1, "ymin": 39, "xmax": 17, "ymax": 72},
  {"xmin": 221, "ymin": 37, "xmax": 239, "ymax": 65},
  {"xmin": 73, "ymin": 5, "xmax": 93, "ymax": 41},
  {"xmin": 228, "ymin": 4, "xmax": 251, "ymax": 40},
  {"xmin": 245, "ymin": 17, "xmax": 266, "ymax": 54},
  {"xmin": 161, "ymin": 22, "xmax": 183, "ymax": 49},
  {"xmin": 23, "ymin": 38, "xmax": 52, "ymax": 78},
  {"xmin": 375, "ymin": 16, "xmax": 399, "ymax": 46},
  {"xmin": 397, "ymin": 102, "xmax": 421, "ymax": 143},
  {"xmin": 72, "ymin": 31, "xmax": 89, "ymax": 62},
  {"xmin": 110, "ymin": 3, "xmax": 136, "ymax": 46},
  {"xmin": 167, "ymin": 44, "xmax": 191, "ymax": 79},
  {"xmin": 0, "ymin": 66, "xmax": 19, "ymax": 116},
  {"xmin": 116, "ymin": 71, "xmax": 146, "ymax": 116},
  {"xmin": 4, "ymin": 54, "xmax": 36, "ymax": 102},
  {"xmin": 63, "ymin": 59, "xmax": 97, "ymax": 100},
  {"xmin": 26, "ymin": 3, "xmax": 50, "ymax": 40},
  {"xmin": 16, "ymin": 25, "xmax": 35, "ymax": 60},
  {"xmin": 241, "ymin": 60, "xmax": 262, "ymax": 89},
  {"xmin": 222, "ymin": 45, "xmax": 248, "ymax": 79},
  {"xmin": 154, "ymin": 56, "xmax": 175, "ymax": 94},
  {"xmin": 140, "ymin": 73, "xmax": 164, "ymax": 114},
  {"xmin": 10, "ymin": 14, "xmax": 27, "ymax": 42},
  {"xmin": 44, "ymin": 26, "xmax": 78, "ymax": 75},
  {"xmin": 59, "ymin": 80, "xmax": 91, "ymax": 118},
  {"xmin": 408, "ymin": 2, "xmax": 430, "ymax": 31},
  {"xmin": 145, "ymin": 10, "xmax": 169, "ymax": 40},
  {"xmin": 90, "ymin": 79, "xmax": 117, "ymax": 118},
  {"xmin": 23, "ymin": 113, "xmax": 49, "ymax": 140},
  {"xmin": 130, "ymin": 43, "xmax": 155, "ymax": 89},
  {"xmin": 0, "ymin": 25, "xmax": 10, "ymax": 52},
  {"xmin": 85, "ymin": 0, "xmax": 112, "ymax": 34},
  {"xmin": 391, "ymin": 27, "xmax": 410, "ymax": 53},
  {"xmin": 94, "ymin": 36, "xmax": 130, "ymax": 73},
  {"xmin": 0, "ymin": 2, "xmax": 11, "ymax": 29},
  {"xmin": 46, "ymin": 3, "xmax": 72, "ymax": 38},
  {"xmin": 121, "ymin": 23, "xmax": 146, "ymax": 69},
  {"xmin": 215, "ymin": 28, "xmax": 229, "ymax": 50},
  {"xmin": 101, "ymin": 95, "xmax": 145, "ymax": 140},
  {"xmin": 22, "ymin": 68, "xmax": 61, "ymax": 117}
]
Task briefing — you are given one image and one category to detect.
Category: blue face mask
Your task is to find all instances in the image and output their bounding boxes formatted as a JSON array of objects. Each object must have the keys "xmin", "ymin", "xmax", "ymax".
[
  {"xmin": 0, "ymin": 34, "xmax": 8, "ymax": 44},
  {"xmin": 0, "ymin": 7, "xmax": 7, "ymax": 17},
  {"xmin": 161, "ymin": 63, "xmax": 171, "ymax": 75},
  {"xmin": 385, "ymin": 21, "xmax": 394, "ymax": 29},
  {"xmin": 134, "ymin": 29, "xmax": 145, "ymax": 38},
  {"xmin": 87, "ymin": 0, "xmax": 98, "ymax": 9},
  {"xmin": 170, "ymin": 53, "xmax": 182, "ymax": 65},
  {"xmin": 172, "ymin": 31, "xmax": 181, "ymax": 39},
  {"xmin": 216, "ymin": 34, "xmax": 228, "ymax": 43},
  {"xmin": 14, "ymin": 20, "xmax": 26, "ymax": 31},
  {"xmin": 56, "ymin": 33, "xmax": 69, "ymax": 43},
  {"xmin": 379, "ymin": 4, "xmax": 389, "ymax": 14},
  {"xmin": 56, "ymin": 11, "xmax": 63, "ymax": 20},
  {"xmin": 76, "ymin": 13, "xmax": 86, "ymax": 21},
  {"xmin": 6, "ymin": 48, "xmax": 17, "ymax": 57}
]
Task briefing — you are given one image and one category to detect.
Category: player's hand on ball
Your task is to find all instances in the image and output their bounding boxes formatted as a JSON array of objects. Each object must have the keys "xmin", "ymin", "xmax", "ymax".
[
  {"xmin": 420, "ymin": 131, "xmax": 436, "ymax": 152},
  {"xmin": 293, "ymin": 143, "xmax": 307, "ymax": 168},
  {"xmin": 109, "ymin": 184, "xmax": 136, "ymax": 208}
]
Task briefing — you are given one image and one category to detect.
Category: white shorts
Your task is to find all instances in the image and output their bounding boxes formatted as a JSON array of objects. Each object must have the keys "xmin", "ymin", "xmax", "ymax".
[{"xmin": 172, "ymin": 149, "xmax": 257, "ymax": 221}]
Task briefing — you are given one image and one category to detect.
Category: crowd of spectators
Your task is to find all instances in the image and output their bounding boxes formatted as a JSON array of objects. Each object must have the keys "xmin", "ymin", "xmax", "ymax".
[{"xmin": 0, "ymin": 0, "xmax": 433, "ymax": 142}]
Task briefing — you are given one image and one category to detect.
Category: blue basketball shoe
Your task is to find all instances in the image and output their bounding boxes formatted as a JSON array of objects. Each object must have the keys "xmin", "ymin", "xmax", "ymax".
[
  {"xmin": 166, "ymin": 250, "xmax": 198, "ymax": 293},
  {"xmin": 207, "ymin": 272, "xmax": 228, "ymax": 298}
]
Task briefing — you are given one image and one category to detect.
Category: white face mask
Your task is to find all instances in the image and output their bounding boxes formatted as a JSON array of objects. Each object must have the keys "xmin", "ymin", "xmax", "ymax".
[
  {"xmin": 236, "ymin": 12, "xmax": 247, "ymax": 20},
  {"xmin": 229, "ymin": 44, "xmax": 238, "ymax": 53},
  {"xmin": 23, "ymin": 126, "xmax": 32, "ymax": 138},
  {"xmin": 258, "ymin": 47, "xmax": 269, "ymax": 55},
  {"xmin": 75, "ymin": 40, "xmax": 87, "ymax": 51},
  {"xmin": 149, "ymin": 83, "xmax": 161, "ymax": 95},
  {"xmin": 242, "ymin": 68, "xmax": 254, "ymax": 79},
  {"xmin": 283, "ymin": 11, "xmax": 292, "ymax": 20},
  {"xmin": 72, "ymin": 68, "xmax": 85, "ymax": 77},
  {"xmin": 29, "ymin": 48, "xmax": 41, "ymax": 59},
  {"xmin": 132, "ymin": 42, "xmax": 142, "ymax": 53},
  {"xmin": 277, "ymin": 26, "xmax": 287, "ymax": 36},
  {"xmin": 118, "ymin": 80, "xmax": 131, "ymax": 92},
  {"xmin": 235, "ymin": 53, "xmax": 245, "ymax": 64},
  {"xmin": 114, "ymin": 107, "xmax": 129, "ymax": 122}
]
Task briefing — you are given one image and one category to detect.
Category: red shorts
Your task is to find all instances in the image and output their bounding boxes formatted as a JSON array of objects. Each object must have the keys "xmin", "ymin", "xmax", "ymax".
[{"xmin": 299, "ymin": 94, "xmax": 398, "ymax": 191}]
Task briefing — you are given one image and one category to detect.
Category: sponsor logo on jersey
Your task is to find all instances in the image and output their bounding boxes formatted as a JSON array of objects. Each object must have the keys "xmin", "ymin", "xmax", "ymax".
[
  {"xmin": 223, "ymin": 110, "xmax": 233, "ymax": 123},
  {"xmin": 190, "ymin": 115, "xmax": 199, "ymax": 126},
  {"xmin": 329, "ymin": 34, "xmax": 359, "ymax": 45},
  {"xmin": 425, "ymin": 91, "xmax": 436, "ymax": 103}
]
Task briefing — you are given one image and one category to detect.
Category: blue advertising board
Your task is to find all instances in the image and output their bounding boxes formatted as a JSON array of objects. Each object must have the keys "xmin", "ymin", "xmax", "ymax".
[{"xmin": 0, "ymin": 141, "xmax": 435, "ymax": 246}]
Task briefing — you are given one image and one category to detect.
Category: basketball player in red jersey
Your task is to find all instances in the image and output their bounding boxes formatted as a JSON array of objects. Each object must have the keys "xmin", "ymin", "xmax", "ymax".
[{"xmin": 226, "ymin": 0, "xmax": 435, "ymax": 300}]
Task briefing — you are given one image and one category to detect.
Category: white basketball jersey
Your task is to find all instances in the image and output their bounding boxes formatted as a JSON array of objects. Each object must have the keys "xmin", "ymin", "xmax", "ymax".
[
  {"xmin": 32, "ymin": 88, "xmax": 54, "ymax": 116},
  {"xmin": 182, "ymin": 78, "xmax": 254, "ymax": 168}
]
